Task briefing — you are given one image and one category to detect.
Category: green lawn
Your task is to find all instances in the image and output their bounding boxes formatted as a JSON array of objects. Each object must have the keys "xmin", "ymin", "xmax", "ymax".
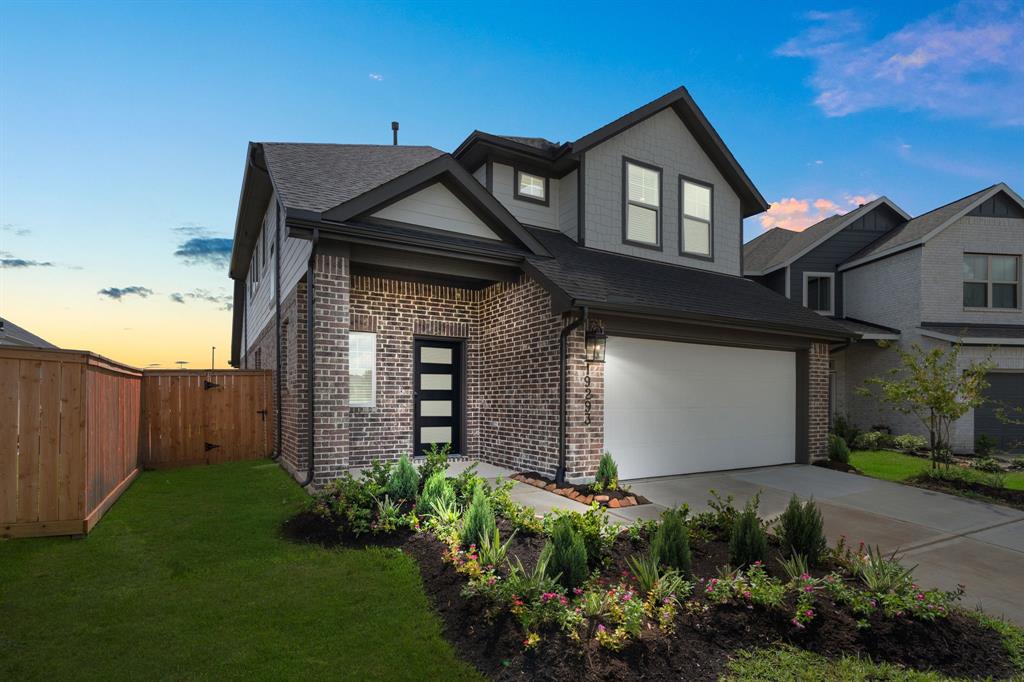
[
  {"xmin": 0, "ymin": 460, "xmax": 479, "ymax": 681},
  {"xmin": 851, "ymin": 450, "xmax": 1024, "ymax": 491}
]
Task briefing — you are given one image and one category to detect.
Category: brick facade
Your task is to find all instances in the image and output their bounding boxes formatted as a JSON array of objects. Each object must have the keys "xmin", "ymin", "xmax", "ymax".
[{"xmin": 808, "ymin": 341, "xmax": 830, "ymax": 460}]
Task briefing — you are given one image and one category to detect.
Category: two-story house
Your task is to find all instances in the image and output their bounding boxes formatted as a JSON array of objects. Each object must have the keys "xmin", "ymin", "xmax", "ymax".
[
  {"xmin": 228, "ymin": 86, "xmax": 853, "ymax": 487},
  {"xmin": 745, "ymin": 185, "xmax": 1024, "ymax": 453}
]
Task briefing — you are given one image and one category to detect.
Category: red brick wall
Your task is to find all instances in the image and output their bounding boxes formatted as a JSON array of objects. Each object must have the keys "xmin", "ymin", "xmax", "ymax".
[{"xmin": 809, "ymin": 341, "xmax": 830, "ymax": 460}]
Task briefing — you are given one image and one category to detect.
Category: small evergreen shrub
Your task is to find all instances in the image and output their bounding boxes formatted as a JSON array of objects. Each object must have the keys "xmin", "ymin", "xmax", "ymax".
[
  {"xmin": 546, "ymin": 516, "xmax": 589, "ymax": 589},
  {"xmin": 852, "ymin": 431, "xmax": 891, "ymax": 451},
  {"xmin": 975, "ymin": 433, "xmax": 997, "ymax": 457},
  {"xmin": 418, "ymin": 441, "xmax": 451, "ymax": 485},
  {"xmin": 460, "ymin": 483, "xmax": 496, "ymax": 549},
  {"xmin": 972, "ymin": 456, "xmax": 1003, "ymax": 474},
  {"xmin": 387, "ymin": 454, "xmax": 419, "ymax": 502},
  {"xmin": 418, "ymin": 469, "xmax": 454, "ymax": 514},
  {"xmin": 651, "ymin": 508, "xmax": 692, "ymax": 577},
  {"xmin": 893, "ymin": 434, "xmax": 927, "ymax": 453},
  {"xmin": 828, "ymin": 434, "xmax": 850, "ymax": 464},
  {"xmin": 777, "ymin": 495, "xmax": 826, "ymax": 565},
  {"xmin": 831, "ymin": 415, "xmax": 860, "ymax": 450},
  {"xmin": 594, "ymin": 452, "xmax": 619, "ymax": 491},
  {"xmin": 729, "ymin": 500, "xmax": 768, "ymax": 567}
]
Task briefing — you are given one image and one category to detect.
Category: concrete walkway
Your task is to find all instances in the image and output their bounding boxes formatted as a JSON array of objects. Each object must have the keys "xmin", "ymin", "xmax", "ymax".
[{"xmin": 449, "ymin": 460, "xmax": 1024, "ymax": 625}]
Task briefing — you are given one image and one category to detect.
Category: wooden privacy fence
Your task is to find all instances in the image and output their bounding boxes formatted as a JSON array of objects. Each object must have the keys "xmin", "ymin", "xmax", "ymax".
[
  {"xmin": 139, "ymin": 370, "xmax": 273, "ymax": 469},
  {"xmin": 1, "ymin": 348, "xmax": 141, "ymax": 538}
]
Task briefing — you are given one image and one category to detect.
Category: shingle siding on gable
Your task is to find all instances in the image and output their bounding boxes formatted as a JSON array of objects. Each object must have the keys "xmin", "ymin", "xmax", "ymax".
[
  {"xmin": 489, "ymin": 162, "xmax": 559, "ymax": 230},
  {"xmin": 787, "ymin": 206, "xmax": 904, "ymax": 317},
  {"xmin": 920, "ymin": 215, "xmax": 1024, "ymax": 324},
  {"xmin": 582, "ymin": 108, "xmax": 742, "ymax": 275},
  {"xmin": 558, "ymin": 169, "xmax": 578, "ymax": 238},
  {"xmin": 969, "ymin": 191, "xmax": 1024, "ymax": 219},
  {"xmin": 369, "ymin": 182, "xmax": 502, "ymax": 240}
]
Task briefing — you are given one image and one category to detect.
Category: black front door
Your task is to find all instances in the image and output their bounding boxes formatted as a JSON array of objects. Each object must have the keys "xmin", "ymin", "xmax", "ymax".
[{"xmin": 413, "ymin": 339, "xmax": 463, "ymax": 456}]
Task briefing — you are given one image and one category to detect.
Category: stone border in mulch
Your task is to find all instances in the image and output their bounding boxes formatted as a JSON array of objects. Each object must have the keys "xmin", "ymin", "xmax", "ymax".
[{"xmin": 511, "ymin": 472, "xmax": 651, "ymax": 508}]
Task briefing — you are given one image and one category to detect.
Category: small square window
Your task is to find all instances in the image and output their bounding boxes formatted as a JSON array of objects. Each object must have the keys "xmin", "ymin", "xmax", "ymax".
[
  {"xmin": 349, "ymin": 332, "xmax": 376, "ymax": 407},
  {"xmin": 514, "ymin": 170, "xmax": 547, "ymax": 204}
]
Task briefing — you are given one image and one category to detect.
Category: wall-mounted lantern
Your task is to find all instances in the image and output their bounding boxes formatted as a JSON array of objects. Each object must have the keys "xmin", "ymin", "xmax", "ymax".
[{"xmin": 585, "ymin": 325, "xmax": 607, "ymax": 363}]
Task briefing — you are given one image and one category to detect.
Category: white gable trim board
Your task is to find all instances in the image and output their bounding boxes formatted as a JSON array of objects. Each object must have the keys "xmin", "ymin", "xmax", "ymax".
[{"xmin": 371, "ymin": 182, "xmax": 503, "ymax": 241}]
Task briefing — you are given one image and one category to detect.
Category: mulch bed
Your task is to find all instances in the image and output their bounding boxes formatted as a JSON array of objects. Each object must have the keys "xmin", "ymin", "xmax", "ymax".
[
  {"xmin": 906, "ymin": 474, "xmax": 1024, "ymax": 511},
  {"xmin": 511, "ymin": 471, "xmax": 651, "ymax": 508},
  {"xmin": 283, "ymin": 511, "xmax": 1015, "ymax": 681}
]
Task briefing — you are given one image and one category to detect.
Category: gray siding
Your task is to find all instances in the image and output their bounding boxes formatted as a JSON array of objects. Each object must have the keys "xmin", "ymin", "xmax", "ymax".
[
  {"xmin": 969, "ymin": 191, "xmax": 1024, "ymax": 219},
  {"xmin": 244, "ymin": 196, "xmax": 277, "ymax": 349},
  {"xmin": 472, "ymin": 164, "xmax": 487, "ymax": 187},
  {"xmin": 920, "ymin": 215, "xmax": 1024, "ymax": 325},
  {"xmin": 750, "ymin": 268, "xmax": 786, "ymax": 296},
  {"xmin": 558, "ymin": 169, "xmax": 578, "ymax": 238},
  {"xmin": 489, "ymin": 162, "xmax": 559, "ymax": 230},
  {"xmin": 581, "ymin": 108, "xmax": 742, "ymax": 275},
  {"xmin": 370, "ymin": 182, "xmax": 502, "ymax": 240},
  {"xmin": 788, "ymin": 206, "xmax": 904, "ymax": 317},
  {"xmin": 843, "ymin": 247, "xmax": 922, "ymax": 329}
]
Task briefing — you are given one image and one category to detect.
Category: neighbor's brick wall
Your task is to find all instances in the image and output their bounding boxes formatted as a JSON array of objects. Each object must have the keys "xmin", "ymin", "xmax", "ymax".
[{"xmin": 808, "ymin": 342, "xmax": 830, "ymax": 460}]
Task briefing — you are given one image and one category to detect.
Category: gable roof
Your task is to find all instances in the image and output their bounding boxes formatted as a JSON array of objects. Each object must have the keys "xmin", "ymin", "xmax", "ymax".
[
  {"xmin": 840, "ymin": 183, "xmax": 1024, "ymax": 271},
  {"xmin": 0, "ymin": 317, "xmax": 58, "ymax": 349},
  {"xmin": 455, "ymin": 86, "xmax": 769, "ymax": 218},
  {"xmin": 743, "ymin": 197, "xmax": 910, "ymax": 276},
  {"xmin": 742, "ymin": 227, "xmax": 798, "ymax": 273},
  {"xmin": 524, "ymin": 228, "xmax": 854, "ymax": 341}
]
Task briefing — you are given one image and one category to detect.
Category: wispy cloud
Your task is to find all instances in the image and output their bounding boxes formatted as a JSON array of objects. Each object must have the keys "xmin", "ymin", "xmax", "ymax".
[
  {"xmin": 172, "ymin": 224, "xmax": 213, "ymax": 237},
  {"xmin": 168, "ymin": 289, "xmax": 232, "ymax": 310},
  {"xmin": 778, "ymin": 3, "xmax": 1024, "ymax": 125},
  {"xmin": 369, "ymin": 73, "xmax": 383, "ymax": 81},
  {"xmin": 2, "ymin": 223, "xmax": 31, "ymax": 237},
  {"xmin": 98, "ymin": 285, "xmax": 153, "ymax": 301},
  {"xmin": 760, "ymin": 194, "xmax": 878, "ymax": 231},
  {"xmin": 0, "ymin": 250, "xmax": 53, "ymax": 268},
  {"xmin": 173, "ymin": 236, "xmax": 233, "ymax": 268}
]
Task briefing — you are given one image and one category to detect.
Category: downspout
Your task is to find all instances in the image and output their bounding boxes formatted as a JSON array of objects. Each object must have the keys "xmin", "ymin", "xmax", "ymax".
[
  {"xmin": 556, "ymin": 306, "xmax": 587, "ymax": 485},
  {"xmin": 299, "ymin": 227, "xmax": 320, "ymax": 488},
  {"xmin": 272, "ymin": 202, "xmax": 283, "ymax": 460}
]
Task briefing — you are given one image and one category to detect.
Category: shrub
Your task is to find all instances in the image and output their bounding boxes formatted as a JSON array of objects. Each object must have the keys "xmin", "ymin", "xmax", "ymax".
[
  {"xmin": 831, "ymin": 415, "xmax": 860, "ymax": 450},
  {"xmin": 546, "ymin": 517, "xmax": 589, "ymax": 589},
  {"xmin": 892, "ymin": 434, "xmax": 927, "ymax": 453},
  {"xmin": 451, "ymin": 463, "xmax": 484, "ymax": 505},
  {"xmin": 975, "ymin": 433, "xmax": 997, "ymax": 457},
  {"xmin": 852, "ymin": 430, "xmax": 895, "ymax": 450},
  {"xmin": 1011, "ymin": 457, "xmax": 1024, "ymax": 471},
  {"xmin": 477, "ymin": 526, "xmax": 515, "ymax": 569},
  {"xmin": 651, "ymin": 508, "xmax": 692, "ymax": 576},
  {"xmin": 972, "ymin": 456, "xmax": 1003, "ymax": 473},
  {"xmin": 777, "ymin": 553, "xmax": 810, "ymax": 582},
  {"xmin": 362, "ymin": 460, "xmax": 393, "ymax": 490},
  {"xmin": 855, "ymin": 545, "xmax": 916, "ymax": 593},
  {"xmin": 776, "ymin": 495, "xmax": 826, "ymax": 565},
  {"xmin": 386, "ymin": 454, "xmax": 419, "ymax": 502},
  {"xmin": 308, "ymin": 472, "xmax": 376, "ymax": 537},
  {"xmin": 418, "ymin": 469, "xmax": 454, "ymax": 514},
  {"xmin": 542, "ymin": 506, "xmax": 616, "ymax": 567},
  {"xmin": 729, "ymin": 500, "xmax": 768, "ymax": 567},
  {"xmin": 594, "ymin": 452, "xmax": 619, "ymax": 491},
  {"xmin": 827, "ymin": 434, "xmax": 850, "ymax": 464},
  {"xmin": 373, "ymin": 495, "xmax": 403, "ymax": 534},
  {"xmin": 460, "ymin": 483, "xmax": 496, "ymax": 549},
  {"xmin": 418, "ymin": 441, "xmax": 451, "ymax": 484}
]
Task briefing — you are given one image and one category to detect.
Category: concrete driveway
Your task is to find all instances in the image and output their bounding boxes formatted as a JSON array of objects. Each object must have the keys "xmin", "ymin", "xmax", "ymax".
[{"xmin": 617, "ymin": 465, "xmax": 1024, "ymax": 625}]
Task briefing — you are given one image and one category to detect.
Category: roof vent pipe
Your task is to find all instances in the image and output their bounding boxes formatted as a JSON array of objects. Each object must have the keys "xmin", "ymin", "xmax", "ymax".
[{"xmin": 391, "ymin": 121, "xmax": 399, "ymax": 145}]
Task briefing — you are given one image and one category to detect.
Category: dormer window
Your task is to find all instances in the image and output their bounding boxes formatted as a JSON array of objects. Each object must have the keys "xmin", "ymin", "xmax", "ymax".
[
  {"xmin": 803, "ymin": 272, "xmax": 834, "ymax": 315},
  {"xmin": 623, "ymin": 159, "xmax": 661, "ymax": 248},
  {"xmin": 514, "ymin": 169, "xmax": 548, "ymax": 205},
  {"xmin": 680, "ymin": 177, "xmax": 713, "ymax": 258}
]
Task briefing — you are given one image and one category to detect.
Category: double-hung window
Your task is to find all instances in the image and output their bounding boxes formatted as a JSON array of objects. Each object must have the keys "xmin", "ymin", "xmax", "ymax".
[
  {"xmin": 623, "ymin": 159, "xmax": 661, "ymax": 247},
  {"xmin": 514, "ymin": 169, "xmax": 548, "ymax": 205},
  {"xmin": 963, "ymin": 253, "xmax": 1020, "ymax": 309},
  {"xmin": 680, "ymin": 177, "xmax": 713, "ymax": 257},
  {"xmin": 349, "ymin": 332, "xmax": 376, "ymax": 407},
  {"xmin": 803, "ymin": 272, "xmax": 834, "ymax": 315}
]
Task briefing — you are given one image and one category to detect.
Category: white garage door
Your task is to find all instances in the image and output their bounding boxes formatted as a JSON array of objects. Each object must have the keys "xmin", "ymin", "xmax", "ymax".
[{"xmin": 604, "ymin": 336, "xmax": 796, "ymax": 480}]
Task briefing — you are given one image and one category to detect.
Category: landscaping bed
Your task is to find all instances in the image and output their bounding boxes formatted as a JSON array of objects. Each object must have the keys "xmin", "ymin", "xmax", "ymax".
[
  {"xmin": 286, "ymin": 453, "xmax": 1022, "ymax": 681},
  {"xmin": 511, "ymin": 471, "xmax": 651, "ymax": 508},
  {"xmin": 906, "ymin": 472, "xmax": 1024, "ymax": 510}
]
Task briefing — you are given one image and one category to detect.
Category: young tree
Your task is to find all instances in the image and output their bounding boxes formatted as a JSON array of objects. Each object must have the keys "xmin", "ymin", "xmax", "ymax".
[{"xmin": 858, "ymin": 343, "xmax": 992, "ymax": 469}]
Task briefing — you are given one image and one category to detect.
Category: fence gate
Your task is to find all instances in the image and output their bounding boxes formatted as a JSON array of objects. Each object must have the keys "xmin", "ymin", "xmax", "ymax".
[{"xmin": 139, "ymin": 370, "xmax": 272, "ymax": 469}]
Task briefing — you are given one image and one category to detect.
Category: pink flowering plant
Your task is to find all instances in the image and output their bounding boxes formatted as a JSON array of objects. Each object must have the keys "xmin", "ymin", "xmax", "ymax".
[
  {"xmin": 703, "ymin": 563, "xmax": 784, "ymax": 609},
  {"xmin": 789, "ymin": 572, "xmax": 819, "ymax": 629}
]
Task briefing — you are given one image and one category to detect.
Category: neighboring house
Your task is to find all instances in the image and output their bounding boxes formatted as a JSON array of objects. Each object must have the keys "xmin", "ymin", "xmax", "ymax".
[
  {"xmin": 228, "ymin": 86, "xmax": 853, "ymax": 486},
  {"xmin": 0, "ymin": 317, "xmax": 58, "ymax": 349},
  {"xmin": 745, "ymin": 184, "xmax": 1024, "ymax": 454}
]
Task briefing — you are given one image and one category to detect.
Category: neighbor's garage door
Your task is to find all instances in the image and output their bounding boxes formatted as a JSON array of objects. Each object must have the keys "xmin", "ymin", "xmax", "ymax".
[
  {"xmin": 604, "ymin": 337, "xmax": 796, "ymax": 480},
  {"xmin": 976, "ymin": 372, "xmax": 1024, "ymax": 454}
]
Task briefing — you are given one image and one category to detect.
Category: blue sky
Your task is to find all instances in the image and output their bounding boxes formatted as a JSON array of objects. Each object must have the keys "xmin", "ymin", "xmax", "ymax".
[{"xmin": 1, "ymin": 0, "xmax": 1022, "ymax": 367}]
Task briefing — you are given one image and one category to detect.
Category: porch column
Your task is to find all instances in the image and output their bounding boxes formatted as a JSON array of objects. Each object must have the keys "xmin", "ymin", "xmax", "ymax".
[{"xmin": 312, "ymin": 253, "xmax": 350, "ymax": 484}]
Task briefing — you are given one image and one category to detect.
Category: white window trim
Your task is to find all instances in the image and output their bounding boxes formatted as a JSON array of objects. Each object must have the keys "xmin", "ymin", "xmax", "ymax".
[
  {"xmin": 349, "ymin": 331, "xmax": 377, "ymax": 408},
  {"xmin": 802, "ymin": 272, "xmax": 835, "ymax": 316}
]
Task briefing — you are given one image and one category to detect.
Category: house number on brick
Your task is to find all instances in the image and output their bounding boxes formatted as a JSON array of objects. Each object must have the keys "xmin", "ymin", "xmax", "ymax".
[{"xmin": 583, "ymin": 367, "xmax": 592, "ymax": 426}]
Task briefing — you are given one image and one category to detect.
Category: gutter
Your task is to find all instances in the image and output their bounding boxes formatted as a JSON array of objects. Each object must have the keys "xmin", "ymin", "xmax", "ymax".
[
  {"xmin": 272, "ymin": 202, "xmax": 282, "ymax": 461},
  {"xmin": 556, "ymin": 306, "xmax": 587, "ymax": 485},
  {"xmin": 299, "ymin": 226, "xmax": 320, "ymax": 488}
]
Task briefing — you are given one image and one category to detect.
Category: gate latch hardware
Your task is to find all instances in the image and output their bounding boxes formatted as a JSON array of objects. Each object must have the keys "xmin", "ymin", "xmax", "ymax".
[
  {"xmin": 204, "ymin": 442, "xmax": 220, "ymax": 452},
  {"xmin": 257, "ymin": 409, "xmax": 268, "ymax": 422},
  {"xmin": 203, "ymin": 380, "xmax": 220, "ymax": 391}
]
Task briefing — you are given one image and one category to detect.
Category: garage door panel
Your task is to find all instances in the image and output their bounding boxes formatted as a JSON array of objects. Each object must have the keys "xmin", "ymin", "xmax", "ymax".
[{"xmin": 605, "ymin": 336, "xmax": 796, "ymax": 480}]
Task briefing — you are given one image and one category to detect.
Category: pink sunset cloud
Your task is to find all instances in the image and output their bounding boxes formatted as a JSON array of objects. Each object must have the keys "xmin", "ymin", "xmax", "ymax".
[{"xmin": 760, "ymin": 194, "xmax": 878, "ymax": 232}]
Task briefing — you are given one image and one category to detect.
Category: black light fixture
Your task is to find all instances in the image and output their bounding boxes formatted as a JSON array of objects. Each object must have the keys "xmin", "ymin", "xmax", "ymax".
[{"xmin": 585, "ymin": 325, "xmax": 607, "ymax": 363}]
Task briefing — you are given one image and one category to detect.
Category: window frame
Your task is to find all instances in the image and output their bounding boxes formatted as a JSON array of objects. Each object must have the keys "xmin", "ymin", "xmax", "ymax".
[
  {"xmin": 802, "ymin": 271, "xmax": 835, "ymax": 316},
  {"xmin": 678, "ymin": 174, "xmax": 714, "ymax": 260},
  {"xmin": 513, "ymin": 167, "xmax": 549, "ymax": 206},
  {"xmin": 349, "ymin": 331, "xmax": 377, "ymax": 408},
  {"xmin": 963, "ymin": 252, "xmax": 1021, "ymax": 310},
  {"xmin": 621, "ymin": 157, "xmax": 663, "ymax": 250}
]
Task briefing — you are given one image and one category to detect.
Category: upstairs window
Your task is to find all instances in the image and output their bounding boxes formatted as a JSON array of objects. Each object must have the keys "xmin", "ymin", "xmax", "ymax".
[
  {"xmin": 623, "ymin": 159, "xmax": 661, "ymax": 247},
  {"xmin": 514, "ymin": 169, "xmax": 548, "ymax": 205},
  {"xmin": 964, "ymin": 253, "xmax": 1020, "ymax": 309},
  {"xmin": 349, "ymin": 332, "xmax": 377, "ymax": 408},
  {"xmin": 804, "ymin": 272, "xmax": 834, "ymax": 315},
  {"xmin": 680, "ymin": 177, "xmax": 713, "ymax": 257}
]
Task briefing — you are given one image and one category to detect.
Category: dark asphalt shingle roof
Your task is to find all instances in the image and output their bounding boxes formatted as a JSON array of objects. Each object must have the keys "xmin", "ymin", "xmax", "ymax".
[
  {"xmin": 833, "ymin": 318, "xmax": 901, "ymax": 337},
  {"xmin": 525, "ymin": 228, "xmax": 853, "ymax": 339},
  {"xmin": 848, "ymin": 186, "xmax": 995, "ymax": 263},
  {"xmin": 495, "ymin": 135, "xmax": 563, "ymax": 155},
  {"xmin": 261, "ymin": 143, "xmax": 446, "ymax": 213},
  {"xmin": 920, "ymin": 323, "xmax": 1024, "ymax": 340},
  {"xmin": 0, "ymin": 317, "xmax": 58, "ymax": 348},
  {"xmin": 743, "ymin": 227, "xmax": 798, "ymax": 273}
]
